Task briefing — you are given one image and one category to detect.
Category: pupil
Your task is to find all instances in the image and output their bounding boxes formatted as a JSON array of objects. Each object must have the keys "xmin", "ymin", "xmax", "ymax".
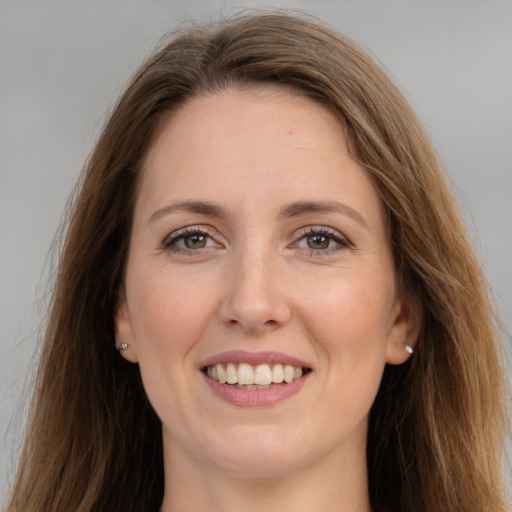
[
  {"xmin": 185, "ymin": 234, "xmax": 206, "ymax": 249},
  {"xmin": 307, "ymin": 235, "xmax": 329, "ymax": 250}
]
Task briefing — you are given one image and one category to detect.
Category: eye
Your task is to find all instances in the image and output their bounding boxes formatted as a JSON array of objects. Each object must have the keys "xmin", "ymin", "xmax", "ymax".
[
  {"xmin": 163, "ymin": 227, "xmax": 219, "ymax": 253},
  {"xmin": 293, "ymin": 227, "xmax": 350, "ymax": 254},
  {"xmin": 304, "ymin": 233, "xmax": 334, "ymax": 250},
  {"xmin": 180, "ymin": 233, "xmax": 209, "ymax": 249}
]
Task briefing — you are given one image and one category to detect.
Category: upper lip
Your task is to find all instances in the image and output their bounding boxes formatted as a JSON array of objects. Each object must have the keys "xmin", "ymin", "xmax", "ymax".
[{"xmin": 200, "ymin": 350, "xmax": 312, "ymax": 369}]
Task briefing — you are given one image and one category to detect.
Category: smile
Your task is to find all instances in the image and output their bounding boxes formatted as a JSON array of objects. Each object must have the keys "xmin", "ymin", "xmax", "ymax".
[
  {"xmin": 204, "ymin": 363, "xmax": 307, "ymax": 388},
  {"xmin": 200, "ymin": 351, "xmax": 312, "ymax": 406}
]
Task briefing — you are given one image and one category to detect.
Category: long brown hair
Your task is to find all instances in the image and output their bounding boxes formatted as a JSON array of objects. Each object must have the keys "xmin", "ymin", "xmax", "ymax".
[{"xmin": 6, "ymin": 12, "xmax": 509, "ymax": 512}]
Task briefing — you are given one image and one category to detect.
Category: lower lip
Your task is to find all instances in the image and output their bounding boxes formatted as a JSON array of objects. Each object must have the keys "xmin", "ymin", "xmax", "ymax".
[{"xmin": 203, "ymin": 372, "xmax": 309, "ymax": 407}]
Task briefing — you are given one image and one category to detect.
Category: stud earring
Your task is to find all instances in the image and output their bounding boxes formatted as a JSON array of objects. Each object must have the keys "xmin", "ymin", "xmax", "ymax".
[
  {"xmin": 404, "ymin": 343, "xmax": 414, "ymax": 355},
  {"xmin": 117, "ymin": 342, "xmax": 129, "ymax": 352}
]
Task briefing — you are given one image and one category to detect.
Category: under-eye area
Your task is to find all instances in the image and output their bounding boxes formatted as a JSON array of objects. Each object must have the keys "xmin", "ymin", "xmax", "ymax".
[{"xmin": 202, "ymin": 363, "xmax": 312, "ymax": 388}]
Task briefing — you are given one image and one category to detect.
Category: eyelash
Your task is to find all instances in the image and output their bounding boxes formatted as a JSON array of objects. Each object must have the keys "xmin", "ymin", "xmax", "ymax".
[
  {"xmin": 292, "ymin": 227, "xmax": 351, "ymax": 256},
  {"xmin": 161, "ymin": 226, "xmax": 351, "ymax": 256},
  {"xmin": 162, "ymin": 226, "xmax": 218, "ymax": 255}
]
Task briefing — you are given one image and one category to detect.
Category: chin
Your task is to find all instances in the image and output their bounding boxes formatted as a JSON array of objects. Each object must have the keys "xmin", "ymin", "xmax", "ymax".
[
  {"xmin": 211, "ymin": 449, "xmax": 304, "ymax": 478},
  {"xmin": 198, "ymin": 427, "xmax": 322, "ymax": 478}
]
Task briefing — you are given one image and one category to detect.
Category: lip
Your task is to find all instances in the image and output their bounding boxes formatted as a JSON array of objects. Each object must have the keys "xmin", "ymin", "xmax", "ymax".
[
  {"xmin": 202, "ymin": 370, "xmax": 310, "ymax": 407},
  {"xmin": 200, "ymin": 351, "xmax": 313, "ymax": 407},
  {"xmin": 200, "ymin": 351, "xmax": 312, "ymax": 407},
  {"xmin": 200, "ymin": 350, "xmax": 311, "ymax": 369}
]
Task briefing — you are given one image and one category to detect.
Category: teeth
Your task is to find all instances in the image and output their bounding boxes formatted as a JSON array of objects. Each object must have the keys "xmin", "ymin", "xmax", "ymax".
[
  {"xmin": 216, "ymin": 363, "xmax": 226, "ymax": 383},
  {"xmin": 238, "ymin": 363, "xmax": 254, "ymax": 385},
  {"xmin": 271, "ymin": 364, "xmax": 284, "ymax": 383},
  {"xmin": 206, "ymin": 363, "xmax": 305, "ymax": 386},
  {"xmin": 254, "ymin": 364, "xmax": 272, "ymax": 385},
  {"xmin": 226, "ymin": 363, "xmax": 238, "ymax": 384}
]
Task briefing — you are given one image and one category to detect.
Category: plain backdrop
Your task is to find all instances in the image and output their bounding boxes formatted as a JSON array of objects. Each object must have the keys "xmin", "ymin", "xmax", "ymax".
[{"xmin": 1, "ymin": 0, "xmax": 511, "ymax": 500}]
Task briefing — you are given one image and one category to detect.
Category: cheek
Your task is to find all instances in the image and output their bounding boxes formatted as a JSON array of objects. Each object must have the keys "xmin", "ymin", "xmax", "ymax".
[
  {"xmin": 128, "ymin": 265, "xmax": 217, "ymax": 350},
  {"xmin": 125, "ymin": 270, "xmax": 214, "ymax": 419},
  {"xmin": 301, "ymin": 275, "xmax": 393, "ymax": 400},
  {"xmin": 303, "ymin": 276, "xmax": 394, "ymax": 350}
]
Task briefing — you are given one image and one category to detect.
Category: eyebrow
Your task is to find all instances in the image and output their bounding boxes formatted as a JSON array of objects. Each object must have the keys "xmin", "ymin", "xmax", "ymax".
[
  {"xmin": 148, "ymin": 200, "xmax": 228, "ymax": 224},
  {"xmin": 279, "ymin": 201, "xmax": 369, "ymax": 230},
  {"xmin": 148, "ymin": 199, "xmax": 369, "ymax": 230}
]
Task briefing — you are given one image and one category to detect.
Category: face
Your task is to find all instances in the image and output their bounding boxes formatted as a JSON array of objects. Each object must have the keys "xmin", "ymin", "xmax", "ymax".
[{"xmin": 115, "ymin": 89, "xmax": 419, "ymax": 478}]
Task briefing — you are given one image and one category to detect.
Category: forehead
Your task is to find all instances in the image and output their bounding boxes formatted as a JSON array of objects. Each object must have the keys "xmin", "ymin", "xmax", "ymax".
[
  {"xmin": 136, "ymin": 88, "xmax": 383, "ymax": 229},
  {"xmin": 143, "ymin": 86, "xmax": 347, "ymax": 167}
]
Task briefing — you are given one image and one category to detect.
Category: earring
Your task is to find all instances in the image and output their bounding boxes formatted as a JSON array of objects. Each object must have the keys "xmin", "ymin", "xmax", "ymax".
[
  {"xmin": 404, "ymin": 343, "xmax": 414, "ymax": 355},
  {"xmin": 118, "ymin": 342, "xmax": 129, "ymax": 352}
]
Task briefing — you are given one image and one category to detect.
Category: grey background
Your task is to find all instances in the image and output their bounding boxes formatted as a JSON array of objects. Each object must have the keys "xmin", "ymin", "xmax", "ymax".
[{"xmin": 1, "ymin": 0, "xmax": 511, "ymax": 501}]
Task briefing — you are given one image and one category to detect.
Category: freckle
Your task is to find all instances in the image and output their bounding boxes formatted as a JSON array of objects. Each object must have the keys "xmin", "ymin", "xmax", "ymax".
[{"xmin": 288, "ymin": 130, "xmax": 294, "ymax": 136}]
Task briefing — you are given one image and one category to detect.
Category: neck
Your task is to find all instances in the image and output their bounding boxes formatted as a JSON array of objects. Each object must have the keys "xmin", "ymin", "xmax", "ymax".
[{"xmin": 159, "ymin": 432, "xmax": 371, "ymax": 512}]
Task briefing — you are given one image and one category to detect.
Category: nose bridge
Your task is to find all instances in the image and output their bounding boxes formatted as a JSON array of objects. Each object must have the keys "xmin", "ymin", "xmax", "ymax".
[{"xmin": 219, "ymin": 236, "xmax": 290, "ymax": 332}]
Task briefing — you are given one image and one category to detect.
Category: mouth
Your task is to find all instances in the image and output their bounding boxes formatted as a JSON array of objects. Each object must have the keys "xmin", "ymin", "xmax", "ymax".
[{"xmin": 202, "ymin": 362, "xmax": 311, "ymax": 389}]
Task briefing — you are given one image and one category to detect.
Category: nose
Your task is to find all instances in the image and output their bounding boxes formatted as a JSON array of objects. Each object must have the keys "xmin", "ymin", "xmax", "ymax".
[{"xmin": 218, "ymin": 247, "xmax": 291, "ymax": 334}]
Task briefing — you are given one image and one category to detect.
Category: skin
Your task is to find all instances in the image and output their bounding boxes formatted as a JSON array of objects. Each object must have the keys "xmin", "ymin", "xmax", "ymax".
[{"xmin": 115, "ymin": 88, "xmax": 421, "ymax": 512}]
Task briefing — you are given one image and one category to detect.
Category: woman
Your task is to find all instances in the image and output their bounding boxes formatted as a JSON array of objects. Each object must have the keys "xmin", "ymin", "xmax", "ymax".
[{"xmin": 6, "ymin": 12, "xmax": 509, "ymax": 512}]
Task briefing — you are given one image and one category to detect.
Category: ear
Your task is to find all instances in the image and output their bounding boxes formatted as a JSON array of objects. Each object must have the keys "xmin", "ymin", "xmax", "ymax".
[
  {"xmin": 114, "ymin": 289, "xmax": 139, "ymax": 363},
  {"xmin": 385, "ymin": 288, "xmax": 423, "ymax": 365}
]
